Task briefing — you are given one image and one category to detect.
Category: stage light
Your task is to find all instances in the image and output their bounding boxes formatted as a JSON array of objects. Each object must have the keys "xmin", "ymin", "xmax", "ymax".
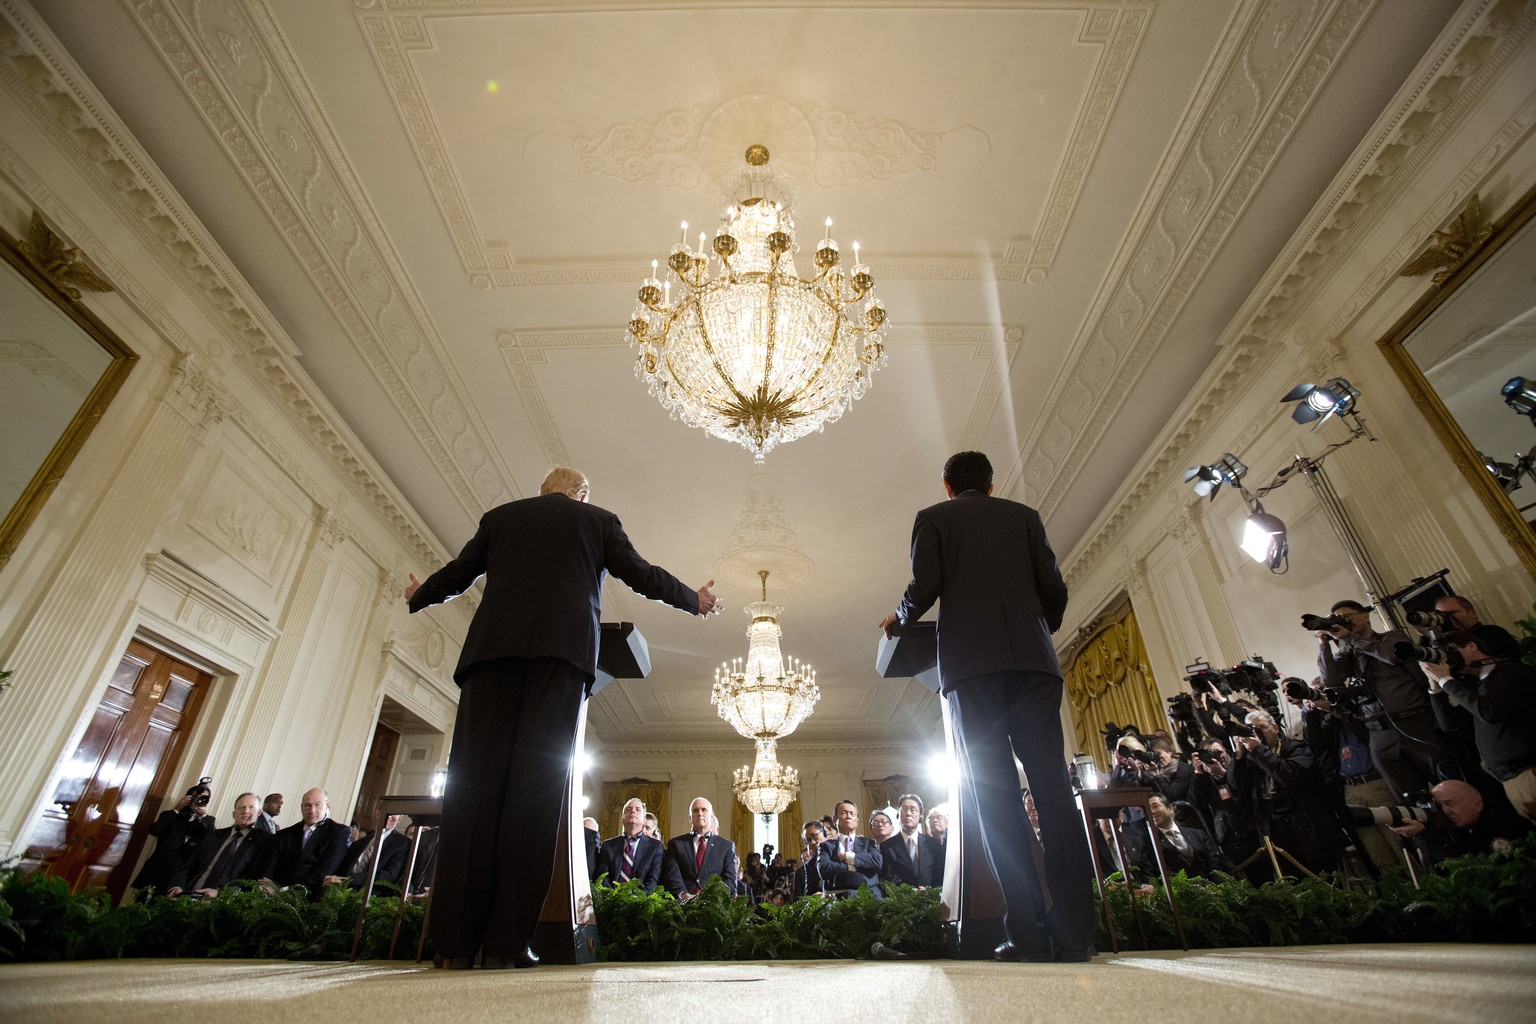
[
  {"xmin": 1503, "ymin": 376, "xmax": 1536, "ymax": 420},
  {"xmin": 1184, "ymin": 452, "xmax": 1247, "ymax": 501},
  {"xmin": 1484, "ymin": 453, "xmax": 1520, "ymax": 492},
  {"xmin": 1241, "ymin": 510, "xmax": 1288, "ymax": 572},
  {"xmin": 1280, "ymin": 377, "xmax": 1359, "ymax": 428}
]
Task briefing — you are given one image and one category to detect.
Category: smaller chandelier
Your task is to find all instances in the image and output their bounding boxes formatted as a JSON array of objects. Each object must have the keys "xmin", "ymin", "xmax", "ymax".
[
  {"xmin": 733, "ymin": 738, "xmax": 800, "ymax": 819},
  {"xmin": 711, "ymin": 569, "xmax": 819, "ymax": 740},
  {"xmin": 628, "ymin": 144, "xmax": 888, "ymax": 462}
]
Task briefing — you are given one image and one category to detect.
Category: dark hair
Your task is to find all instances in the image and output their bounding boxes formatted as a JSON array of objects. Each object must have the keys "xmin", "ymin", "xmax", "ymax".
[
  {"xmin": 896, "ymin": 792, "xmax": 925, "ymax": 817},
  {"xmin": 804, "ymin": 821, "xmax": 828, "ymax": 837},
  {"xmin": 1331, "ymin": 599, "xmax": 1368, "ymax": 614},
  {"xmin": 834, "ymin": 799, "xmax": 858, "ymax": 815},
  {"xmin": 943, "ymin": 451, "xmax": 993, "ymax": 494}
]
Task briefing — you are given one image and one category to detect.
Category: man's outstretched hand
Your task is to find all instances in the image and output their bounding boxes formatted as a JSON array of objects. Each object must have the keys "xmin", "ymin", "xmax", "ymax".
[
  {"xmin": 878, "ymin": 612, "xmax": 899, "ymax": 639},
  {"xmin": 697, "ymin": 580, "xmax": 722, "ymax": 617},
  {"xmin": 404, "ymin": 572, "xmax": 421, "ymax": 602}
]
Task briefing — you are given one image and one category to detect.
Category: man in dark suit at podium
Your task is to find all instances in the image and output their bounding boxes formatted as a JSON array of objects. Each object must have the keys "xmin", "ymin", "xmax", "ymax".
[
  {"xmin": 407, "ymin": 466, "xmax": 719, "ymax": 969},
  {"xmin": 596, "ymin": 798, "xmax": 663, "ymax": 893},
  {"xmin": 880, "ymin": 451, "xmax": 1094, "ymax": 963},
  {"xmin": 661, "ymin": 797, "xmax": 739, "ymax": 899}
]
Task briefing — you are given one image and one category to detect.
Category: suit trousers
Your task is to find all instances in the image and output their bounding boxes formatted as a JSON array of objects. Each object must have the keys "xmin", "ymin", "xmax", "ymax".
[
  {"xmin": 431, "ymin": 656, "xmax": 585, "ymax": 959},
  {"xmin": 947, "ymin": 670, "xmax": 1094, "ymax": 952},
  {"xmin": 1368, "ymin": 711, "xmax": 1446, "ymax": 800}
]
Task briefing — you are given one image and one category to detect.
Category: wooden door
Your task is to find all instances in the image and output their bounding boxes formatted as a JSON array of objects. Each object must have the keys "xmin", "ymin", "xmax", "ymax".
[
  {"xmin": 22, "ymin": 638, "xmax": 213, "ymax": 900},
  {"xmin": 353, "ymin": 720, "xmax": 400, "ymax": 828}
]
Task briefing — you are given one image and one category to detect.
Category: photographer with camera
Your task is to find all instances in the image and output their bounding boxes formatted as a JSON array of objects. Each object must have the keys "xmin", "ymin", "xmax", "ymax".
[
  {"xmin": 130, "ymin": 777, "xmax": 215, "ymax": 899},
  {"xmin": 1427, "ymin": 631, "xmax": 1536, "ymax": 826},
  {"xmin": 1313, "ymin": 600, "xmax": 1447, "ymax": 800},
  {"xmin": 1382, "ymin": 779, "xmax": 1531, "ymax": 865},
  {"xmin": 1228, "ymin": 710, "xmax": 1344, "ymax": 877}
]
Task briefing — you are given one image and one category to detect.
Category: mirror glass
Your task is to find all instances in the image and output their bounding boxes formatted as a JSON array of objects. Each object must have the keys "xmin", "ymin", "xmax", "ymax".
[
  {"xmin": 1404, "ymin": 209, "xmax": 1536, "ymax": 525},
  {"xmin": 0, "ymin": 224, "xmax": 136, "ymax": 569}
]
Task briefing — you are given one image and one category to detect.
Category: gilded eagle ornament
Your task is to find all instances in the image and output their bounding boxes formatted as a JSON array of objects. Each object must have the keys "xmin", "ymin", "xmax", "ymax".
[{"xmin": 1399, "ymin": 194, "xmax": 1493, "ymax": 286}]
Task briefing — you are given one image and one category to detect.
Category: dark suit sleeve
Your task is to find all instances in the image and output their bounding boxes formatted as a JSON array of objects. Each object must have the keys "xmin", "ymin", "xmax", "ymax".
[
  {"xmin": 897, "ymin": 511, "xmax": 941, "ymax": 624},
  {"xmin": 854, "ymin": 839, "xmax": 882, "ymax": 877},
  {"xmin": 721, "ymin": 841, "xmax": 740, "ymax": 893},
  {"xmin": 298, "ymin": 822, "xmax": 352, "ymax": 893},
  {"xmin": 374, "ymin": 833, "xmax": 409, "ymax": 887},
  {"xmin": 1028, "ymin": 508, "xmax": 1068, "ymax": 632},
  {"xmin": 167, "ymin": 830, "xmax": 223, "ymax": 892},
  {"xmin": 408, "ymin": 518, "xmax": 491, "ymax": 612},
  {"xmin": 602, "ymin": 515, "xmax": 699, "ymax": 614},
  {"xmin": 640, "ymin": 838, "xmax": 663, "ymax": 894},
  {"xmin": 660, "ymin": 840, "xmax": 685, "ymax": 896}
]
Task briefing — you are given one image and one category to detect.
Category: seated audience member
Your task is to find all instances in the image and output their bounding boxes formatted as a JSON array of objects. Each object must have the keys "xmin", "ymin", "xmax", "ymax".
[
  {"xmin": 793, "ymin": 821, "xmax": 830, "ymax": 899},
  {"xmin": 880, "ymin": 793, "xmax": 942, "ymax": 889},
  {"xmin": 334, "ymin": 821, "xmax": 369, "ymax": 877},
  {"xmin": 868, "ymin": 808, "xmax": 896, "ymax": 845},
  {"xmin": 1390, "ymin": 779, "xmax": 1532, "ymax": 864},
  {"xmin": 642, "ymin": 812, "xmax": 662, "ymax": 841},
  {"xmin": 1229, "ymin": 710, "xmax": 1344, "ymax": 877},
  {"xmin": 255, "ymin": 793, "xmax": 283, "ymax": 835},
  {"xmin": 327, "ymin": 814, "xmax": 408, "ymax": 891},
  {"xmin": 1433, "ymin": 631, "xmax": 1536, "ymax": 825},
  {"xmin": 264, "ymin": 787, "xmax": 351, "ymax": 897},
  {"xmin": 583, "ymin": 816, "xmax": 602, "ymax": 881},
  {"xmin": 167, "ymin": 792, "xmax": 270, "ymax": 897},
  {"xmin": 661, "ymin": 797, "xmax": 739, "ymax": 900},
  {"xmin": 817, "ymin": 799, "xmax": 883, "ymax": 896},
  {"xmin": 132, "ymin": 780, "xmax": 215, "ymax": 898},
  {"xmin": 1120, "ymin": 793, "xmax": 1222, "ymax": 881},
  {"xmin": 405, "ymin": 823, "xmax": 437, "ymax": 899},
  {"xmin": 595, "ymin": 798, "xmax": 663, "ymax": 893},
  {"xmin": 925, "ymin": 806, "xmax": 949, "ymax": 878}
]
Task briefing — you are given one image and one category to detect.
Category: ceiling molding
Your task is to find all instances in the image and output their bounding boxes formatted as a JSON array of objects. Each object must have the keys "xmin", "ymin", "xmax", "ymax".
[
  {"xmin": 1061, "ymin": 0, "xmax": 1536, "ymax": 587},
  {"xmin": 127, "ymin": 0, "xmax": 522, "ymax": 519},
  {"xmin": 0, "ymin": 2, "xmax": 448, "ymax": 571}
]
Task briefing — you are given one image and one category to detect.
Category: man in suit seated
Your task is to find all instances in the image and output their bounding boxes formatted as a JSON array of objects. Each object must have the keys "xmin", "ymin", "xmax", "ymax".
[
  {"xmin": 792, "ymin": 821, "xmax": 830, "ymax": 899},
  {"xmin": 326, "ymin": 813, "xmax": 409, "ymax": 891},
  {"xmin": 661, "ymin": 797, "xmax": 739, "ymax": 900},
  {"xmin": 818, "ymin": 799, "xmax": 884, "ymax": 897},
  {"xmin": 595, "ymin": 798, "xmax": 663, "ymax": 892},
  {"xmin": 881, "ymin": 793, "xmax": 943, "ymax": 890},
  {"xmin": 263, "ymin": 787, "xmax": 351, "ymax": 898},
  {"xmin": 166, "ymin": 792, "xmax": 271, "ymax": 897},
  {"xmin": 1121, "ymin": 793, "xmax": 1222, "ymax": 881}
]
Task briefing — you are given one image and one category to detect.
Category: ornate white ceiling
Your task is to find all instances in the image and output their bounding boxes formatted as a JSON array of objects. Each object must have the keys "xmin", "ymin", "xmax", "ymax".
[{"xmin": 27, "ymin": 0, "xmax": 1468, "ymax": 747}]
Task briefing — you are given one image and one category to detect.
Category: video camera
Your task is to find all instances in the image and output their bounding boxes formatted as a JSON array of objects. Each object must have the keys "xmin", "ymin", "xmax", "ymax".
[{"xmin": 182, "ymin": 777, "xmax": 212, "ymax": 814}]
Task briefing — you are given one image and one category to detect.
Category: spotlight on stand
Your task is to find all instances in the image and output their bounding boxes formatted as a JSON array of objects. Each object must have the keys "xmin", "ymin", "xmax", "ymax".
[
  {"xmin": 1281, "ymin": 377, "xmax": 1360, "ymax": 429},
  {"xmin": 1503, "ymin": 376, "xmax": 1536, "ymax": 421},
  {"xmin": 1184, "ymin": 452, "xmax": 1248, "ymax": 501},
  {"xmin": 1483, "ymin": 453, "xmax": 1521, "ymax": 492},
  {"xmin": 1240, "ymin": 508, "xmax": 1288, "ymax": 573}
]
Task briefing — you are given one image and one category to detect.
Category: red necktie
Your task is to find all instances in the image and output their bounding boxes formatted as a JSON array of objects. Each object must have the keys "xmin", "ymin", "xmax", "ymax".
[{"xmin": 695, "ymin": 834, "xmax": 707, "ymax": 871}]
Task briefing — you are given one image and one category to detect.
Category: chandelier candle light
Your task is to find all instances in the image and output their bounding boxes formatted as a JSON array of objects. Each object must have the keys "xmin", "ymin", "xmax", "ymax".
[
  {"xmin": 711, "ymin": 570, "xmax": 820, "ymax": 741},
  {"xmin": 627, "ymin": 144, "xmax": 888, "ymax": 462},
  {"xmin": 734, "ymin": 737, "xmax": 800, "ymax": 819}
]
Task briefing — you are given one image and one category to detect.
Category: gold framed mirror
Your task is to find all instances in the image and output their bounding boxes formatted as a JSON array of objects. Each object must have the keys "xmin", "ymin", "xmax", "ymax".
[
  {"xmin": 1377, "ymin": 183, "xmax": 1536, "ymax": 580},
  {"xmin": 0, "ymin": 214, "xmax": 138, "ymax": 571}
]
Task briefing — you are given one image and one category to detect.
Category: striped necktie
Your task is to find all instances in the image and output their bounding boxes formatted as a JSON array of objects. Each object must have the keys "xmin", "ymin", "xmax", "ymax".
[{"xmin": 620, "ymin": 837, "xmax": 635, "ymax": 882}]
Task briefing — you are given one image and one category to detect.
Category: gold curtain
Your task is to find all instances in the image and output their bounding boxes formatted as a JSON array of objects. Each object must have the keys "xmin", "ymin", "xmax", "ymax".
[
  {"xmin": 776, "ymin": 798, "xmax": 803, "ymax": 863},
  {"xmin": 1064, "ymin": 602, "xmax": 1162, "ymax": 770},
  {"xmin": 599, "ymin": 778, "xmax": 671, "ymax": 840},
  {"xmin": 731, "ymin": 797, "xmax": 755, "ymax": 864},
  {"xmin": 863, "ymin": 775, "xmax": 923, "ymax": 820}
]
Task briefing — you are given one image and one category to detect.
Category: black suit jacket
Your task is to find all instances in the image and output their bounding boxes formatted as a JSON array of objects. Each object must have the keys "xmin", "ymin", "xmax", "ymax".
[
  {"xmin": 895, "ymin": 490, "xmax": 1067, "ymax": 689},
  {"xmin": 661, "ymin": 833, "xmax": 739, "ymax": 896},
  {"xmin": 595, "ymin": 832, "xmax": 664, "ymax": 893},
  {"xmin": 263, "ymin": 818, "xmax": 351, "ymax": 896},
  {"xmin": 408, "ymin": 492, "xmax": 700, "ymax": 684},
  {"xmin": 879, "ymin": 832, "xmax": 943, "ymax": 888},
  {"xmin": 351, "ymin": 829, "xmax": 410, "ymax": 889},
  {"xmin": 168, "ymin": 825, "xmax": 270, "ymax": 892},
  {"xmin": 817, "ymin": 833, "xmax": 883, "ymax": 892},
  {"xmin": 1122, "ymin": 819, "xmax": 1221, "ymax": 880}
]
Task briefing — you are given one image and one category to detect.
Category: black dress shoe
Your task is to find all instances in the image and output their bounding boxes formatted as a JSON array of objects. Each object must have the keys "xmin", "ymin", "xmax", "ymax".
[
  {"xmin": 481, "ymin": 946, "xmax": 540, "ymax": 969},
  {"xmin": 1055, "ymin": 945, "xmax": 1096, "ymax": 963},
  {"xmin": 432, "ymin": 954, "xmax": 474, "ymax": 970},
  {"xmin": 994, "ymin": 939, "xmax": 1053, "ymax": 963}
]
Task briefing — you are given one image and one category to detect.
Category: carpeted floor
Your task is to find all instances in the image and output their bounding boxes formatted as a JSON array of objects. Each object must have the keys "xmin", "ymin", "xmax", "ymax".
[{"xmin": 2, "ymin": 945, "xmax": 1533, "ymax": 1023}]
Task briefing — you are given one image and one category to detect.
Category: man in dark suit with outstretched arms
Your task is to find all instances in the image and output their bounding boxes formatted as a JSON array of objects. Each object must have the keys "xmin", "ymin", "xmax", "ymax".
[
  {"xmin": 879, "ymin": 451, "xmax": 1094, "ymax": 963},
  {"xmin": 407, "ymin": 466, "xmax": 721, "ymax": 969}
]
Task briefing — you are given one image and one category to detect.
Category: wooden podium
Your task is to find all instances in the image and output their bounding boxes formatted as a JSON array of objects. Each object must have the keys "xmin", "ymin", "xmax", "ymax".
[
  {"xmin": 875, "ymin": 622, "xmax": 1007, "ymax": 959},
  {"xmin": 529, "ymin": 621, "xmax": 651, "ymax": 964}
]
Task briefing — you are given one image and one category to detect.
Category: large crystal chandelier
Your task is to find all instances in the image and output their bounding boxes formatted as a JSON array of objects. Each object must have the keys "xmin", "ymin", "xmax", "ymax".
[
  {"xmin": 734, "ymin": 738, "xmax": 800, "ymax": 820},
  {"xmin": 711, "ymin": 570, "xmax": 819, "ymax": 740},
  {"xmin": 627, "ymin": 144, "xmax": 888, "ymax": 463}
]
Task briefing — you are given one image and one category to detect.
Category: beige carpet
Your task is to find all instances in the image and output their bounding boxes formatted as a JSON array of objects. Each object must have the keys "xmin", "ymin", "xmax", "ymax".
[{"xmin": 2, "ymin": 946, "xmax": 1533, "ymax": 1023}]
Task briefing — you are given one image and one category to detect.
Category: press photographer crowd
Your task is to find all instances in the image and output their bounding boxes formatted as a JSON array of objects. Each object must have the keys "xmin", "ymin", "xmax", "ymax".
[{"xmin": 1099, "ymin": 592, "xmax": 1535, "ymax": 887}]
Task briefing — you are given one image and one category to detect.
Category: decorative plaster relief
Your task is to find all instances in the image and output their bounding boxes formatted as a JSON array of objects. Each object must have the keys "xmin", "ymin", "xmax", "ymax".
[
  {"xmin": 0, "ymin": 6, "xmax": 447, "ymax": 574},
  {"xmin": 361, "ymin": 4, "xmax": 1144, "ymax": 286},
  {"xmin": 0, "ymin": 339, "xmax": 94, "ymax": 396},
  {"xmin": 715, "ymin": 483, "xmax": 813, "ymax": 594},
  {"xmin": 188, "ymin": 453, "xmax": 299, "ymax": 582}
]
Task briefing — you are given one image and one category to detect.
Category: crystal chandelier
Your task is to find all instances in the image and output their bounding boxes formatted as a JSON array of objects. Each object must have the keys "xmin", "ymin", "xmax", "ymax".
[
  {"xmin": 711, "ymin": 570, "xmax": 819, "ymax": 740},
  {"xmin": 627, "ymin": 144, "xmax": 888, "ymax": 463},
  {"xmin": 733, "ymin": 738, "xmax": 800, "ymax": 819}
]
